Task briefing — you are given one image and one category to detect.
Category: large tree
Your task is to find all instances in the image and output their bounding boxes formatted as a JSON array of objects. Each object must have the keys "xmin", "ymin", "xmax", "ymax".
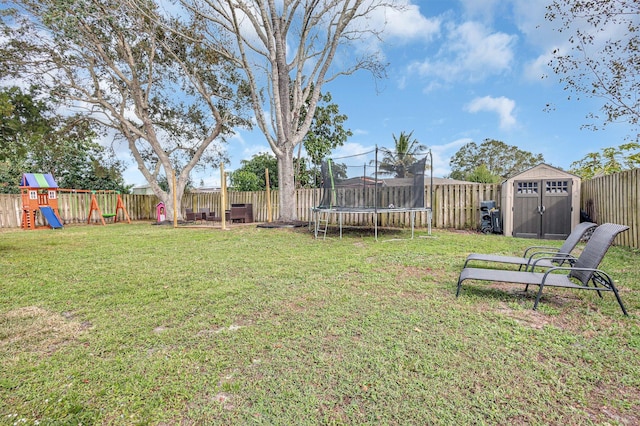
[
  {"xmin": 1, "ymin": 0, "xmax": 251, "ymax": 219},
  {"xmin": 188, "ymin": 0, "xmax": 391, "ymax": 221},
  {"xmin": 0, "ymin": 86, "xmax": 128, "ymax": 193},
  {"xmin": 449, "ymin": 139, "xmax": 544, "ymax": 181},
  {"xmin": 546, "ymin": 0, "xmax": 639, "ymax": 139},
  {"xmin": 377, "ymin": 131, "xmax": 427, "ymax": 178}
]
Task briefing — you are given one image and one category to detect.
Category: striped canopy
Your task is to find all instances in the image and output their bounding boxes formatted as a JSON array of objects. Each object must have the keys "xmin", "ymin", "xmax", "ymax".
[{"xmin": 20, "ymin": 173, "xmax": 59, "ymax": 189}]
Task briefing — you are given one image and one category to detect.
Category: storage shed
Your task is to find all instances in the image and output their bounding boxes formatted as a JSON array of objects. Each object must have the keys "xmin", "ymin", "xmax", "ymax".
[{"xmin": 501, "ymin": 164, "xmax": 580, "ymax": 239}]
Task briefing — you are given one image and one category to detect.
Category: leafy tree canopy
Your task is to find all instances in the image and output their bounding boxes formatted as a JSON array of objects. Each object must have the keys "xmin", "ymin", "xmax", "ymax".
[
  {"xmin": 377, "ymin": 131, "xmax": 428, "ymax": 178},
  {"xmin": 229, "ymin": 153, "xmax": 278, "ymax": 192},
  {"xmin": 299, "ymin": 89, "xmax": 353, "ymax": 167},
  {"xmin": 449, "ymin": 139, "xmax": 544, "ymax": 181},
  {"xmin": 0, "ymin": 86, "xmax": 129, "ymax": 194},
  {"xmin": 464, "ymin": 164, "xmax": 502, "ymax": 184},
  {"xmin": 569, "ymin": 142, "xmax": 640, "ymax": 179},
  {"xmin": 295, "ymin": 88, "xmax": 352, "ymax": 188},
  {"xmin": 230, "ymin": 152, "xmax": 330, "ymax": 191}
]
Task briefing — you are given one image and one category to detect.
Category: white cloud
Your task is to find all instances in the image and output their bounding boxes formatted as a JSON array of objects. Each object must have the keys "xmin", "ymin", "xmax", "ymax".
[
  {"xmin": 331, "ymin": 141, "xmax": 376, "ymax": 161},
  {"xmin": 523, "ymin": 51, "xmax": 554, "ymax": 81},
  {"xmin": 382, "ymin": 2, "xmax": 441, "ymax": 42},
  {"xmin": 340, "ymin": 1, "xmax": 441, "ymax": 66},
  {"xmin": 240, "ymin": 144, "xmax": 271, "ymax": 162},
  {"xmin": 465, "ymin": 96, "xmax": 517, "ymax": 130},
  {"xmin": 352, "ymin": 128, "xmax": 370, "ymax": 136},
  {"xmin": 410, "ymin": 21, "xmax": 517, "ymax": 83},
  {"xmin": 458, "ymin": 0, "xmax": 503, "ymax": 22},
  {"xmin": 429, "ymin": 138, "xmax": 472, "ymax": 177}
]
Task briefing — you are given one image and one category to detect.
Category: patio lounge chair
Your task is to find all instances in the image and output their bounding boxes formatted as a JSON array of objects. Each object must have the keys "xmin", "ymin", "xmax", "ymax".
[
  {"xmin": 463, "ymin": 222, "xmax": 597, "ymax": 271},
  {"xmin": 456, "ymin": 223, "xmax": 629, "ymax": 315}
]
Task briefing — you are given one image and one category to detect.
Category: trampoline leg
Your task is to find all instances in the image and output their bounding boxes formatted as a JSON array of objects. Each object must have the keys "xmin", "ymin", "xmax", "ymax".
[
  {"xmin": 411, "ymin": 211, "xmax": 415, "ymax": 239},
  {"xmin": 375, "ymin": 213, "xmax": 378, "ymax": 241},
  {"xmin": 313, "ymin": 210, "xmax": 318, "ymax": 239}
]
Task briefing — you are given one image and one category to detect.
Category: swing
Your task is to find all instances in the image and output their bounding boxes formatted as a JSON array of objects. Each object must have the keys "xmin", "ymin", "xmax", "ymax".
[{"xmin": 87, "ymin": 191, "xmax": 131, "ymax": 225}]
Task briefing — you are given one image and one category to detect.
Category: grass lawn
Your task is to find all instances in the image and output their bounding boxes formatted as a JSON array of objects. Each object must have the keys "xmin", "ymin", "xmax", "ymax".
[{"xmin": 1, "ymin": 223, "xmax": 639, "ymax": 425}]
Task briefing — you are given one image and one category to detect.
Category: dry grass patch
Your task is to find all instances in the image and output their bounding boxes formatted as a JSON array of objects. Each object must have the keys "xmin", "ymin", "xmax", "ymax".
[{"xmin": 0, "ymin": 306, "xmax": 88, "ymax": 356}]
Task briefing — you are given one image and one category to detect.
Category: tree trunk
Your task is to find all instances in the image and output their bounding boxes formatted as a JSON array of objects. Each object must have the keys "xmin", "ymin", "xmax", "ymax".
[{"xmin": 277, "ymin": 147, "xmax": 297, "ymax": 221}]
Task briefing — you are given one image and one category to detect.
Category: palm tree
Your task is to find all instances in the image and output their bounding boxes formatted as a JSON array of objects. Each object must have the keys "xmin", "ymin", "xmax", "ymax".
[{"xmin": 376, "ymin": 131, "xmax": 427, "ymax": 178}]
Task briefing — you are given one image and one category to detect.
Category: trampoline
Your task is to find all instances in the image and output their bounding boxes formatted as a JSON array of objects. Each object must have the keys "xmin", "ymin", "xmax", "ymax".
[{"xmin": 312, "ymin": 148, "xmax": 433, "ymax": 240}]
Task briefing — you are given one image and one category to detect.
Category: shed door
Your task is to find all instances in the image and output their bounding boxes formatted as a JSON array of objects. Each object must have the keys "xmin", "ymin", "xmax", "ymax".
[
  {"xmin": 541, "ymin": 179, "xmax": 572, "ymax": 240},
  {"xmin": 513, "ymin": 181, "xmax": 541, "ymax": 238},
  {"xmin": 512, "ymin": 179, "xmax": 572, "ymax": 239}
]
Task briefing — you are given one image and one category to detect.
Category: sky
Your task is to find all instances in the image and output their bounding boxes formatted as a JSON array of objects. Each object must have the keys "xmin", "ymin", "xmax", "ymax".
[{"xmin": 116, "ymin": 0, "xmax": 636, "ymax": 187}]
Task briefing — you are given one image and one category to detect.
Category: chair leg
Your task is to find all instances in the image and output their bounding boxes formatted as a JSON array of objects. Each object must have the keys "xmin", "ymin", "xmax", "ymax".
[
  {"xmin": 611, "ymin": 287, "xmax": 629, "ymax": 316},
  {"xmin": 589, "ymin": 274, "xmax": 605, "ymax": 299},
  {"xmin": 456, "ymin": 277, "xmax": 463, "ymax": 297},
  {"xmin": 533, "ymin": 284, "xmax": 545, "ymax": 310}
]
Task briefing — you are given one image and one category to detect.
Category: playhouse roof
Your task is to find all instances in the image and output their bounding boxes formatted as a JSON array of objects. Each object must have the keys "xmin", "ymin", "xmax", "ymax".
[{"xmin": 20, "ymin": 173, "xmax": 59, "ymax": 189}]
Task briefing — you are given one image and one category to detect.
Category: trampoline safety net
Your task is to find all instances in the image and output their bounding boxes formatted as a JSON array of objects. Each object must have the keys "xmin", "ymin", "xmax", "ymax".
[{"xmin": 318, "ymin": 155, "xmax": 427, "ymax": 210}]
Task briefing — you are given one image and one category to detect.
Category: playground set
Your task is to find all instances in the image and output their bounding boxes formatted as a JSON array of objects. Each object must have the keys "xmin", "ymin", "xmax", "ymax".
[
  {"xmin": 20, "ymin": 173, "xmax": 131, "ymax": 230},
  {"xmin": 20, "ymin": 173, "xmax": 64, "ymax": 230}
]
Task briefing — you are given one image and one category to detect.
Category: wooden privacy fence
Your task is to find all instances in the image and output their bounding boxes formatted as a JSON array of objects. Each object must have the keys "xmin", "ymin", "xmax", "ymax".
[
  {"xmin": 0, "ymin": 183, "xmax": 501, "ymax": 231},
  {"xmin": 2, "ymin": 172, "xmax": 638, "ymax": 248},
  {"xmin": 581, "ymin": 168, "xmax": 640, "ymax": 249}
]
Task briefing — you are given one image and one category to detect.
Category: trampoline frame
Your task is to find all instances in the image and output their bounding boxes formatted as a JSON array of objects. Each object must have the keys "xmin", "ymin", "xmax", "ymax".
[{"xmin": 311, "ymin": 206, "xmax": 432, "ymax": 240}]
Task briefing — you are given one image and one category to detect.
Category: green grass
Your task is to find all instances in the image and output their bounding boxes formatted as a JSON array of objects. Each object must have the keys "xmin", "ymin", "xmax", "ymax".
[{"xmin": 1, "ymin": 223, "xmax": 639, "ymax": 425}]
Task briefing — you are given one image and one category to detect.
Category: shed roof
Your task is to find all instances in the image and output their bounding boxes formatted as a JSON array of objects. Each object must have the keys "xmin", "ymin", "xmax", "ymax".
[{"xmin": 504, "ymin": 164, "xmax": 579, "ymax": 182}]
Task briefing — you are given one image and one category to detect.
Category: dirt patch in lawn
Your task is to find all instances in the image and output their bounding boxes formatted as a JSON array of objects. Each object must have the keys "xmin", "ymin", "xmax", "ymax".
[{"xmin": 0, "ymin": 306, "xmax": 89, "ymax": 356}]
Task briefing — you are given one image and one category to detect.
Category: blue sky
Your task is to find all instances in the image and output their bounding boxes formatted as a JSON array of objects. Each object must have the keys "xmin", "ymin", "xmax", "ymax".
[{"xmin": 120, "ymin": 0, "xmax": 635, "ymax": 187}]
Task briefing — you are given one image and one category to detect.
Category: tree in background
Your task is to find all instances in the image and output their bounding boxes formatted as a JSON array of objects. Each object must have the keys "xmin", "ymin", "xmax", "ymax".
[
  {"xmin": 570, "ymin": 143, "xmax": 640, "ymax": 179},
  {"xmin": 301, "ymin": 91, "xmax": 352, "ymax": 166},
  {"xmin": 229, "ymin": 153, "xmax": 278, "ymax": 192},
  {"xmin": 296, "ymin": 89, "xmax": 352, "ymax": 186},
  {"xmin": 0, "ymin": 86, "xmax": 128, "ymax": 193},
  {"xmin": 230, "ymin": 152, "xmax": 321, "ymax": 191},
  {"xmin": 546, "ymin": 0, "xmax": 639, "ymax": 140},
  {"xmin": 464, "ymin": 164, "xmax": 502, "ymax": 184},
  {"xmin": 449, "ymin": 139, "xmax": 544, "ymax": 181},
  {"xmin": 1, "ymin": 0, "xmax": 251, "ymax": 220},
  {"xmin": 189, "ymin": 0, "xmax": 392, "ymax": 221},
  {"xmin": 377, "ymin": 131, "xmax": 427, "ymax": 178}
]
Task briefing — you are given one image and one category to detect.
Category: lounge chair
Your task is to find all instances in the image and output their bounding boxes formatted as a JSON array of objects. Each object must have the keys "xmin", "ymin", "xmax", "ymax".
[
  {"xmin": 463, "ymin": 222, "xmax": 597, "ymax": 271},
  {"xmin": 456, "ymin": 223, "xmax": 629, "ymax": 315}
]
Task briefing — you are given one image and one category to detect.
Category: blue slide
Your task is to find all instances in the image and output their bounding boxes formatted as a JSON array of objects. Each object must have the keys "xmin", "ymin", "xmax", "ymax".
[{"xmin": 39, "ymin": 206, "xmax": 63, "ymax": 229}]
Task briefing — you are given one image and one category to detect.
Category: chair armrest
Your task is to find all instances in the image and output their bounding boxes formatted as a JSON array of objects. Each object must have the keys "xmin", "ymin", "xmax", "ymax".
[
  {"xmin": 527, "ymin": 256, "xmax": 563, "ymax": 271},
  {"xmin": 523, "ymin": 245, "xmax": 559, "ymax": 257},
  {"xmin": 527, "ymin": 250, "xmax": 576, "ymax": 263},
  {"xmin": 542, "ymin": 266, "xmax": 614, "ymax": 289}
]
